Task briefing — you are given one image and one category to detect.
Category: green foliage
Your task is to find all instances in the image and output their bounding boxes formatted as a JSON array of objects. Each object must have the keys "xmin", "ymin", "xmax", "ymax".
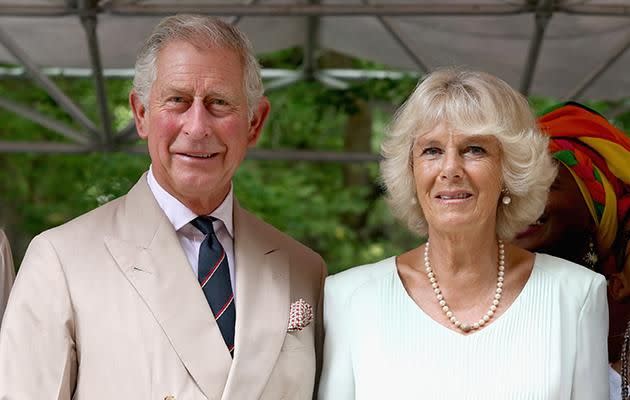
[{"xmin": 2, "ymin": 56, "xmax": 629, "ymax": 274}]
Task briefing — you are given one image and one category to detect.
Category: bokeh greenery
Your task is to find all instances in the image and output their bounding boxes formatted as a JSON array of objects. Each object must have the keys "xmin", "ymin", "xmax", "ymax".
[{"xmin": 1, "ymin": 51, "xmax": 629, "ymax": 274}]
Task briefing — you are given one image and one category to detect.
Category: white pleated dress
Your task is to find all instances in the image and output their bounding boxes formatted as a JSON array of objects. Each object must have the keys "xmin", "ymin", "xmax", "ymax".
[{"xmin": 318, "ymin": 253, "xmax": 609, "ymax": 400}]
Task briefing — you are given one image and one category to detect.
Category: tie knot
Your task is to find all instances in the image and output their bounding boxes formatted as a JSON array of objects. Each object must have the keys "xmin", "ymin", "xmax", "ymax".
[{"xmin": 191, "ymin": 216, "xmax": 217, "ymax": 236}]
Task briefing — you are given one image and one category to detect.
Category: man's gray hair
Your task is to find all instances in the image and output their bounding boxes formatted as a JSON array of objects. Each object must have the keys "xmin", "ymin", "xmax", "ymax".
[{"xmin": 132, "ymin": 14, "xmax": 264, "ymax": 118}]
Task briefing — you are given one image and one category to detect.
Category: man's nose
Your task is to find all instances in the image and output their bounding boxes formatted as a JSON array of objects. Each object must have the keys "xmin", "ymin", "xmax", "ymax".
[{"xmin": 183, "ymin": 99, "xmax": 211, "ymax": 137}]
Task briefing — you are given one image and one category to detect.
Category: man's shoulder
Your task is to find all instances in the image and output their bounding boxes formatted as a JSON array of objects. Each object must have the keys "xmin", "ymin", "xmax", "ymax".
[
  {"xmin": 237, "ymin": 207, "xmax": 322, "ymax": 261},
  {"xmin": 41, "ymin": 195, "xmax": 126, "ymax": 241}
]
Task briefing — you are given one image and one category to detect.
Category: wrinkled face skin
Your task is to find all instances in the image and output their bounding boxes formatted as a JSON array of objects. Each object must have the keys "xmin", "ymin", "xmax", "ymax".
[
  {"xmin": 130, "ymin": 40, "xmax": 270, "ymax": 214},
  {"xmin": 512, "ymin": 164, "xmax": 593, "ymax": 264},
  {"xmin": 412, "ymin": 122, "xmax": 504, "ymax": 235}
]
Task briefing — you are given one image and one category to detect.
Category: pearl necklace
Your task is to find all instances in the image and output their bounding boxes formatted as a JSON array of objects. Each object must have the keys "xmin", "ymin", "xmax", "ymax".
[{"xmin": 424, "ymin": 239, "xmax": 505, "ymax": 333}]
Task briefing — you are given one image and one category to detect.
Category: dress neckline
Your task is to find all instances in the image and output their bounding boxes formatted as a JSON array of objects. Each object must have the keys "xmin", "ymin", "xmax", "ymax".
[{"xmin": 391, "ymin": 253, "xmax": 540, "ymax": 338}]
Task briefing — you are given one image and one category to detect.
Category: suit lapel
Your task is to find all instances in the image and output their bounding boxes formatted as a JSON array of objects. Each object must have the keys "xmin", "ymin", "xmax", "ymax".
[
  {"xmin": 221, "ymin": 204, "xmax": 290, "ymax": 400},
  {"xmin": 104, "ymin": 175, "xmax": 231, "ymax": 400}
]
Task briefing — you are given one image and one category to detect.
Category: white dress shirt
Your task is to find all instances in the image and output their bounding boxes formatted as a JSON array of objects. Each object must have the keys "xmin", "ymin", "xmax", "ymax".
[{"xmin": 147, "ymin": 168, "xmax": 236, "ymax": 294}]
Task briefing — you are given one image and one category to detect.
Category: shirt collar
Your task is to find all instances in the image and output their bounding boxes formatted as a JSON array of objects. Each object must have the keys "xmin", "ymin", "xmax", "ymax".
[{"xmin": 146, "ymin": 166, "xmax": 234, "ymax": 238}]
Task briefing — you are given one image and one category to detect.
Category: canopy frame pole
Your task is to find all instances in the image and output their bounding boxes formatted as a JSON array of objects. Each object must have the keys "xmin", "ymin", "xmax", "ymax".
[{"xmin": 520, "ymin": 0, "xmax": 554, "ymax": 95}]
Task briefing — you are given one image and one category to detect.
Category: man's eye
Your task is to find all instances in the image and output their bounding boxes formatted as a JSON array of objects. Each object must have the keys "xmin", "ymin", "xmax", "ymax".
[
  {"xmin": 211, "ymin": 99, "xmax": 228, "ymax": 106},
  {"xmin": 168, "ymin": 96, "xmax": 185, "ymax": 103}
]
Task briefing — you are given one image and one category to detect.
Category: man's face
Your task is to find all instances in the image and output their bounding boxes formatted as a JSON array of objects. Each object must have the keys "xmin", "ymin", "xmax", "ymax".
[{"xmin": 131, "ymin": 40, "xmax": 270, "ymax": 212}]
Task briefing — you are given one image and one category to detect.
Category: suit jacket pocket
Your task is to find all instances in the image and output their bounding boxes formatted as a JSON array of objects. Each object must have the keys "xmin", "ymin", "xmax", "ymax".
[{"xmin": 280, "ymin": 324, "xmax": 313, "ymax": 352}]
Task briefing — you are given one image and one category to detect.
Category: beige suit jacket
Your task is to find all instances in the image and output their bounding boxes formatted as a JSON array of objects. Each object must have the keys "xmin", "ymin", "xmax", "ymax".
[
  {"xmin": 0, "ymin": 229, "xmax": 15, "ymax": 324},
  {"xmin": 0, "ymin": 175, "xmax": 326, "ymax": 400}
]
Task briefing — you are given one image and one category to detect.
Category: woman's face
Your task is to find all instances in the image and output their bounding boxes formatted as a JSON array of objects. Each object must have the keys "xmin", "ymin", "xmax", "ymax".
[
  {"xmin": 412, "ymin": 122, "xmax": 503, "ymax": 234},
  {"xmin": 512, "ymin": 164, "xmax": 593, "ymax": 259}
]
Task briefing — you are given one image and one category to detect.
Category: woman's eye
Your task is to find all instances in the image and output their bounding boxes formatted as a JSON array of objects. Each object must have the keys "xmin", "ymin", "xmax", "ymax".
[
  {"xmin": 421, "ymin": 147, "xmax": 441, "ymax": 156},
  {"xmin": 467, "ymin": 146, "xmax": 486, "ymax": 155}
]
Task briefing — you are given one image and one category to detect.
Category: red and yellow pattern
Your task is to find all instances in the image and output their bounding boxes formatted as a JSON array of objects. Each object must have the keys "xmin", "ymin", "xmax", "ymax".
[{"xmin": 539, "ymin": 102, "xmax": 630, "ymax": 275}]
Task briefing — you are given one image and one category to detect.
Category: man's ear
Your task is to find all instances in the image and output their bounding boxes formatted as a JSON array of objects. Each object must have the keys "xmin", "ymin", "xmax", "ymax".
[
  {"xmin": 246, "ymin": 96, "xmax": 271, "ymax": 147},
  {"xmin": 129, "ymin": 91, "xmax": 149, "ymax": 140}
]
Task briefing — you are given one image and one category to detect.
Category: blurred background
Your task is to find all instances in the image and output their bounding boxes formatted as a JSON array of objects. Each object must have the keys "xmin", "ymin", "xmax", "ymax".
[{"xmin": 2, "ymin": 1, "xmax": 630, "ymax": 273}]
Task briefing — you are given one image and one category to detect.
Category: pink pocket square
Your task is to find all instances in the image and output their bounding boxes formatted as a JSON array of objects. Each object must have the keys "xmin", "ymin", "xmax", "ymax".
[{"xmin": 287, "ymin": 298, "xmax": 313, "ymax": 332}]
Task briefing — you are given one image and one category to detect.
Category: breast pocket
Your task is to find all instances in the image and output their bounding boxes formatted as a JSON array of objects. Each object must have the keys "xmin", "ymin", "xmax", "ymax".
[{"xmin": 280, "ymin": 323, "xmax": 314, "ymax": 351}]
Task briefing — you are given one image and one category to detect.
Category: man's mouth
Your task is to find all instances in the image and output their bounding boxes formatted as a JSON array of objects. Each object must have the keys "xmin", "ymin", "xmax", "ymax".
[{"xmin": 180, "ymin": 152, "xmax": 218, "ymax": 159}]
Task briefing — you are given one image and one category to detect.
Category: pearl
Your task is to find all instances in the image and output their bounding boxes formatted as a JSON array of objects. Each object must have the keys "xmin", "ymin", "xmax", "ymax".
[{"xmin": 424, "ymin": 239, "xmax": 506, "ymax": 333}]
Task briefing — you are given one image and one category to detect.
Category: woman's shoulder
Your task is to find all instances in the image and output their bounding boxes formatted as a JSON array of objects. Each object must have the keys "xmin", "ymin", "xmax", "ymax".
[
  {"xmin": 533, "ymin": 252, "xmax": 606, "ymax": 293},
  {"xmin": 325, "ymin": 256, "xmax": 397, "ymax": 302}
]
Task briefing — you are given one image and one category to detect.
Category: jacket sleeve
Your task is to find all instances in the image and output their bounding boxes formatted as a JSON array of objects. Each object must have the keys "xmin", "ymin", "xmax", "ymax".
[
  {"xmin": 318, "ymin": 275, "xmax": 355, "ymax": 400},
  {"xmin": 0, "ymin": 235, "xmax": 77, "ymax": 399},
  {"xmin": 571, "ymin": 274, "xmax": 609, "ymax": 400},
  {"xmin": 0, "ymin": 230, "xmax": 15, "ymax": 323}
]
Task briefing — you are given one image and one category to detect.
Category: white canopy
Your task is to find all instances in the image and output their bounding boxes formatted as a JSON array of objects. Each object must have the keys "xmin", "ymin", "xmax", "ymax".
[{"xmin": 1, "ymin": 1, "xmax": 630, "ymax": 155}]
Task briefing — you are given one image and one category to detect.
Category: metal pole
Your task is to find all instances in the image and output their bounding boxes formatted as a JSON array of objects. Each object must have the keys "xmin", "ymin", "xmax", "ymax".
[
  {"xmin": 0, "ymin": 141, "xmax": 95, "ymax": 153},
  {"xmin": 0, "ymin": 26, "xmax": 99, "ymax": 136},
  {"xmin": 106, "ymin": 3, "xmax": 533, "ymax": 17},
  {"xmin": 362, "ymin": 0, "xmax": 429, "ymax": 74},
  {"xmin": 0, "ymin": 96, "xmax": 90, "ymax": 144},
  {"xmin": 79, "ymin": 0, "xmax": 113, "ymax": 145},
  {"xmin": 564, "ymin": 31, "xmax": 630, "ymax": 100},
  {"xmin": 520, "ymin": 0, "xmax": 554, "ymax": 95}
]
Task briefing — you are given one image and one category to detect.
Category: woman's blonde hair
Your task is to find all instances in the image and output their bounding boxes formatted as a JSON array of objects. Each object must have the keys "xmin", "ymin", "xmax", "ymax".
[{"xmin": 380, "ymin": 68, "xmax": 557, "ymax": 240}]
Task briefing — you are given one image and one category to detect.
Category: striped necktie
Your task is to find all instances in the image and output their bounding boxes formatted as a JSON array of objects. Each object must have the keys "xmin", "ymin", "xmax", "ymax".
[{"xmin": 191, "ymin": 217, "xmax": 236, "ymax": 357}]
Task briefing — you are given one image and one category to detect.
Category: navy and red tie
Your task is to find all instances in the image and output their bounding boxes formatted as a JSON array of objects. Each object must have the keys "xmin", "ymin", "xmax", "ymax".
[{"xmin": 191, "ymin": 217, "xmax": 236, "ymax": 357}]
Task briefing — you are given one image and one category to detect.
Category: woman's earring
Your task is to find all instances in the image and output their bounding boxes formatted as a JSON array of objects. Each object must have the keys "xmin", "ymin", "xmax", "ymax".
[
  {"xmin": 501, "ymin": 188, "xmax": 512, "ymax": 205},
  {"xmin": 582, "ymin": 237, "xmax": 598, "ymax": 270}
]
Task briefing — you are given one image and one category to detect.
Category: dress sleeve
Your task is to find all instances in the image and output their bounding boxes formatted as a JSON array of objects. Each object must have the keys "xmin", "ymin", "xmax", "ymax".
[
  {"xmin": 318, "ymin": 275, "xmax": 355, "ymax": 400},
  {"xmin": 571, "ymin": 274, "xmax": 609, "ymax": 399},
  {"xmin": 0, "ymin": 235, "xmax": 77, "ymax": 399}
]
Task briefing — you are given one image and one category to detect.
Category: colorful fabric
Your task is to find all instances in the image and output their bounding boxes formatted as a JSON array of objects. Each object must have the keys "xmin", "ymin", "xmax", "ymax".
[{"xmin": 538, "ymin": 102, "xmax": 630, "ymax": 273}]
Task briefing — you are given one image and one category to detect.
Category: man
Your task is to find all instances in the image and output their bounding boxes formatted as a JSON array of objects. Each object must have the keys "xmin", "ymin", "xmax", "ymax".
[
  {"xmin": 0, "ymin": 228, "xmax": 14, "ymax": 323},
  {"xmin": 0, "ymin": 15, "xmax": 326, "ymax": 400}
]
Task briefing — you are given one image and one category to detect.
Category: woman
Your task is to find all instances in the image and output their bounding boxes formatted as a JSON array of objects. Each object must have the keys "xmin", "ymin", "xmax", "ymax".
[
  {"xmin": 512, "ymin": 102, "xmax": 630, "ymax": 399},
  {"xmin": 318, "ymin": 69, "xmax": 609, "ymax": 399}
]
